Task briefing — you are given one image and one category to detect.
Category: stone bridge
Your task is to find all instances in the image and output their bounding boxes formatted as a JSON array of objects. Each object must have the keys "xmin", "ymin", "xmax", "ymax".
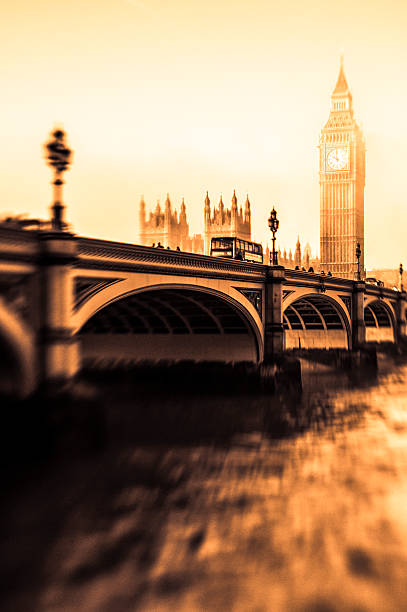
[{"xmin": 0, "ymin": 227, "xmax": 406, "ymax": 396}]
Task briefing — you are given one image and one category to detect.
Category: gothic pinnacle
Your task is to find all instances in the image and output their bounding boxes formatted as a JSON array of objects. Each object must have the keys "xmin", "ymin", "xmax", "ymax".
[{"xmin": 333, "ymin": 57, "xmax": 349, "ymax": 95}]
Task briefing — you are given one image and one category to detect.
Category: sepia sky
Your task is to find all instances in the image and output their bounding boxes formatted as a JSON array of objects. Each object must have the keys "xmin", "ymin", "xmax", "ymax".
[{"xmin": 2, "ymin": 0, "xmax": 407, "ymax": 268}]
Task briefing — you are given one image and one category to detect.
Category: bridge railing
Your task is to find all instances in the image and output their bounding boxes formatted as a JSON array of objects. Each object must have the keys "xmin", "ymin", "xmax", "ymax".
[
  {"xmin": 77, "ymin": 237, "xmax": 268, "ymax": 279},
  {"xmin": 284, "ymin": 267, "xmax": 354, "ymax": 292}
]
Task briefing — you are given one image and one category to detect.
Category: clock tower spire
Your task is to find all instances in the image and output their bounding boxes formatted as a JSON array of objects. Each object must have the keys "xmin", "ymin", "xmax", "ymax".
[{"xmin": 319, "ymin": 59, "xmax": 365, "ymax": 279}]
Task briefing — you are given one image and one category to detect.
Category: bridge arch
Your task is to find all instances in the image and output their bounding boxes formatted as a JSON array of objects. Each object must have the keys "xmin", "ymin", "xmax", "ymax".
[
  {"xmin": 364, "ymin": 299, "xmax": 396, "ymax": 343},
  {"xmin": 77, "ymin": 283, "xmax": 263, "ymax": 366},
  {"xmin": 73, "ymin": 275, "xmax": 262, "ymax": 334},
  {"xmin": 0, "ymin": 298, "xmax": 36, "ymax": 397},
  {"xmin": 283, "ymin": 293, "xmax": 351, "ymax": 350}
]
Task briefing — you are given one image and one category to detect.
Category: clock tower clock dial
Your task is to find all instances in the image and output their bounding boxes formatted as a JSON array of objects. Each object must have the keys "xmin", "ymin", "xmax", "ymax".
[
  {"xmin": 319, "ymin": 60, "xmax": 365, "ymax": 279},
  {"xmin": 326, "ymin": 147, "xmax": 349, "ymax": 170}
]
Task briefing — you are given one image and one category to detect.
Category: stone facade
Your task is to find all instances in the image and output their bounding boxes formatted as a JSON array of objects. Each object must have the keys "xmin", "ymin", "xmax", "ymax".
[
  {"xmin": 138, "ymin": 193, "xmax": 322, "ymax": 271},
  {"xmin": 204, "ymin": 191, "xmax": 251, "ymax": 255},
  {"xmin": 265, "ymin": 240, "xmax": 320, "ymax": 272},
  {"xmin": 138, "ymin": 195, "xmax": 204, "ymax": 253}
]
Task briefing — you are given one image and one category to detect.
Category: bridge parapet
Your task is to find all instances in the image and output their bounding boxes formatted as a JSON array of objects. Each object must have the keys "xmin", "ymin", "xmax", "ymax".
[
  {"xmin": 0, "ymin": 227, "xmax": 39, "ymax": 274},
  {"xmin": 284, "ymin": 268, "xmax": 354, "ymax": 293},
  {"xmin": 365, "ymin": 283, "xmax": 399, "ymax": 301},
  {"xmin": 77, "ymin": 238, "xmax": 267, "ymax": 281}
]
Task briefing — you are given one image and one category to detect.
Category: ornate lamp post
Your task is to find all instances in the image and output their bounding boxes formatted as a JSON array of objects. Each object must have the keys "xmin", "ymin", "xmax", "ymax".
[
  {"xmin": 268, "ymin": 207, "xmax": 279, "ymax": 265},
  {"xmin": 44, "ymin": 128, "xmax": 72, "ymax": 231},
  {"xmin": 399, "ymin": 263, "xmax": 404, "ymax": 292},
  {"xmin": 355, "ymin": 242, "xmax": 361, "ymax": 281}
]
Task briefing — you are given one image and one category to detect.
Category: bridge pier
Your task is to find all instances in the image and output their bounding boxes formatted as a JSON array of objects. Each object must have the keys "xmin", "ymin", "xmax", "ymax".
[
  {"xmin": 396, "ymin": 291, "xmax": 407, "ymax": 343},
  {"xmin": 39, "ymin": 232, "xmax": 80, "ymax": 387},
  {"xmin": 352, "ymin": 281, "xmax": 366, "ymax": 349},
  {"xmin": 263, "ymin": 266, "xmax": 285, "ymax": 362}
]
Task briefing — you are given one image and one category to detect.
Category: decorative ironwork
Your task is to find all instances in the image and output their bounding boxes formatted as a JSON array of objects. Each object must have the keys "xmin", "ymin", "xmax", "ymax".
[
  {"xmin": 74, "ymin": 277, "xmax": 124, "ymax": 310},
  {"xmin": 341, "ymin": 295, "xmax": 352, "ymax": 315},
  {"xmin": 283, "ymin": 290, "xmax": 294, "ymax": 301},
  {"xmin": 235, "ymin": 288, "xmax": 262, "ymax": 316},
  {"xmin": 268, "ymin": 207, "xmax": 279, "ymax": 265},
  {"xmin": 0, "ymin": 275, "xmax": 30, "ymax": 322}
]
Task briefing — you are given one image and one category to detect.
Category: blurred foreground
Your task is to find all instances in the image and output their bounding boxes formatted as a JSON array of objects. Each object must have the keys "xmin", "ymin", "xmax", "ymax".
[{"xmin": 2, "ymin": 356, "xmax": 407, "ymax": 611}]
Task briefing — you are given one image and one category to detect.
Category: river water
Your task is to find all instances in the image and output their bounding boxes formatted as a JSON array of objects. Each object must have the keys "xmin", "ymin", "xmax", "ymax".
[{"xmin": 2, "ymin": 355, "xmax": 407, "ymax": 612}]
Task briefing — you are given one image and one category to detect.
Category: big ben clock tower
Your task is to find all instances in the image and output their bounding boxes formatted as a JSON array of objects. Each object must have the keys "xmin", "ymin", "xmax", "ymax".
[{"xmin": 320, "ymin": 59, "xmax": 365, "ymax": 279}]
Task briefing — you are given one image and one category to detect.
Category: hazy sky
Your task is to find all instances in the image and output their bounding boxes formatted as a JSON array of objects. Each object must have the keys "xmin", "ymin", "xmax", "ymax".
[{"xmin": 2, "ymin": 0, "xmax": 407, "ymax": 268}]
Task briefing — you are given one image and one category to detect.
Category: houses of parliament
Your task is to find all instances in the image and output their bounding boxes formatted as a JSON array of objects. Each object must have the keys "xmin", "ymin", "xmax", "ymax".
[
  {"xmin": 138, "ymin": 61, "xmax": 365, "ymax": 279},
  {"xmin": 138, "ymin": 190, "xmax": 320, "ymax": 271}
]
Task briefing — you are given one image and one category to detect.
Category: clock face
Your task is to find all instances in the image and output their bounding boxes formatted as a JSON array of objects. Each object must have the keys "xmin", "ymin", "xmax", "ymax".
[{"xmin": 327, "ymin": 147, "xmax": 349, "ymax": 170}]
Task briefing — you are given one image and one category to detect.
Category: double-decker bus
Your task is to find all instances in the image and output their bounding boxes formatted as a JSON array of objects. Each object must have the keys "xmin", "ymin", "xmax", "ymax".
[{"xmin": 210, "ymin": 237, "xmax": 263, "ymax": 263}]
